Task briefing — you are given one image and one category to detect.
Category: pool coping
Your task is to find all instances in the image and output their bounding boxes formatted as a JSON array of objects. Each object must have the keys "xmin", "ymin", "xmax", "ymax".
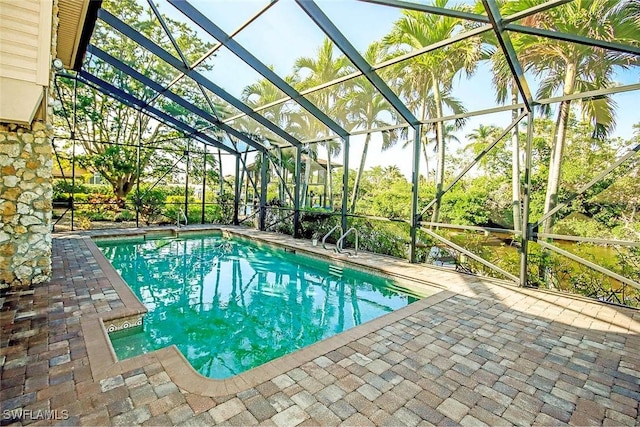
[
  {"xmin": 73, "ymin": 224, "xmax": 640, "ymax": 399},
  {"xmin": 79, "ymin": 225, "xmax": 462, "ymax": 397}
]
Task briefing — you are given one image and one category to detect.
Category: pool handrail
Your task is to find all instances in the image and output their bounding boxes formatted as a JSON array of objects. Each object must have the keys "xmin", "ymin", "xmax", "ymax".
[
  {"xmin": 336, "ymin": 227, "xmax": 358, "ymax": 256},
  {"xmin": 177, "ymin": 208, "xmax": 188, "ymax": 227},
  {"xmin": 322, "ymin": 224, "xmax": 343, "ymax": 250}
]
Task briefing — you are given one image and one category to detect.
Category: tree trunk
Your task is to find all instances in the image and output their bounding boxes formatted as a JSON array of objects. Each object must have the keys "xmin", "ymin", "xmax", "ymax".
[
  {"xmin": 350, "ymin": 132, "xmax": 371, "ymax": 213},
  {"xmin": 542, "ymin": 62, "xmax": 577, "ymax": 235},
  {"xmin": 301, "ymin": 151, "xmax": 312, "ymax": 208},
  {"xmin": 431, "ymin": 81, "xmax": 445, "ymax": 224},
  {"xmin": 217, "ymin": 149, "xmax": 224, "ymax": 197},
  {"xmin": 112, "ymin": 175, "xmax": 134, "ymax": 208},
  {"xmin": 511, "ymin": 83, "xmax": 522, "ymax": 232},
  {"xmin": 326, "ymin": 148, "xmax": 333, "ymax": 209},
  {"xmin": 422, "ymin": 142, "xmax": 430, "ymax": 185},
  {"xmin": 419, "ymin": 99, "xmax": 429, "ymax": 183},
  {"xmin": 277, "ymin": 148, "xmax": 284, "ymax": 203}
]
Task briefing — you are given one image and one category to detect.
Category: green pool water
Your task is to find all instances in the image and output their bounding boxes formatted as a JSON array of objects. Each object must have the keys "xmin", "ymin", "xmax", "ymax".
[{"xmin": 98, "ymin": 233, "xmax": 420, "ymax": 379}]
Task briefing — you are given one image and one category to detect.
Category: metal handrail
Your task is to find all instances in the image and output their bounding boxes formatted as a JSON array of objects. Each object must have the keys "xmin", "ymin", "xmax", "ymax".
[
  {"xmin": 177, "ymin": 208, "xmax": 187, "ymax": 227},
  {"xmin": 336, "ymin": 227, "xmax": 358, "ymax": 256},
  {"xmin": 322, "ymin": 224, "xmax": 343, "ymax": 250}
]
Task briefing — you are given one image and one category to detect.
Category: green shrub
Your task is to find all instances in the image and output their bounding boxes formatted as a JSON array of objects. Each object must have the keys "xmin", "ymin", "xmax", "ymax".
[
  {"xmin": 85, "ymin": 184, "xmax": 114, "ymax": 195},
  {"xmin": 300, "ymin": 208, "xmax": 336, "ymax": 239},
  {"xmin": 164, "ymin": 196, "xmax": 185, "ymax": 222},
  {"xmin": 441, "ymin": 187, "xmax": 491, "ymax": 225},
  {"xmin": 129, "ymin": 187, "xmax": 167, "ymax": 225},
  {"xmin": 115, "ymin": 210, "xmax": 136, "ymax": 222},
  {"xmin": 203, "ymin": 205, "xmax": 224, "ymax": 223},
  {"xmin": 348, "ymin": 219, "xmax": 410, "ymax": 258},
  {"xmin": 85, "ymin": 211, "xmax": 116, "ymax": 221},
  {"xmin": 73, "ymin": 193, "xmax": 90, "ymax": 204},
  {"xmin": 53, "ymin": 180, "xmax": 88, "ymax": 200}
]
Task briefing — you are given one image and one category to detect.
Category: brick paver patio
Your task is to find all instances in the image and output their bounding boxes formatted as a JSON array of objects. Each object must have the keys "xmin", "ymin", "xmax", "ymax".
[{"xmin": 1, "ymin": 227, "xmax": 639, "ymax": 426}]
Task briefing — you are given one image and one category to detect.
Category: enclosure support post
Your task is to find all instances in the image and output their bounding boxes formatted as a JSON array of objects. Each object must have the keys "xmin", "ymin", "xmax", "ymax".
[
  {"xmin": 244, "ymin": 161, "xmax": 249, "ymax": 216},
  {"xmin": 71, "ymin": 139, "xmax": 75, "ymax": 231},
  {"xmin": 519, "ymin": 110, "xmax": 533, "ymax": 287},
  {"xmin": 238, "ymin": 147, "xmax": 248, "ymax": 217},
  {"xmin": 135, "ymin": 110, "xmax": 141, "ymax": 228},
  {"xmin": 511, "ymin": 100, "xmax": 521, "ymax": 233},
  {"xmin": 218, "ymin": 149, "xmax": 224, "ymax": 198},
  {"xmin": 184, "ymin": 140, "xmax": 190, "ymax": 221},
  {"xmin": 260, "ymin": 151, "xmax": 268, "ymax": 231},
  {"xmin": 341, "ymin": 136, "xmax": 350, "ymax": 234},
  {"xmin": 410, "ymin": 125, "xmax": 422, "ymax": 263},
  {"xmin": 294, "ymin": 148, "xmax": 302, "ymax": 238},
  {"xmin": 70, "ymin": 77, "xmax": 77, "ymax": 231},
  {"xmin": 201, "ymin": 146, "xmax": 206, "ymax": 224},
  {"xmin": 233, "ymin": 154, "xmax": 240, "ymax": 225}
]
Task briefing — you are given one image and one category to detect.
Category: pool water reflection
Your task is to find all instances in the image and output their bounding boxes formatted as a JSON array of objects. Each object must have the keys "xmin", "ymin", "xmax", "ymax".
[{"xmin": 98, "ymin": 234, "xmax": 419, "ymax": 379}]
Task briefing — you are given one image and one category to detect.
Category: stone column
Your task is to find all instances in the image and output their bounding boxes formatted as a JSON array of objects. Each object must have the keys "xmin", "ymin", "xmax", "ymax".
[{"xmin": 0, "ymin": 122, "xmax": 53, "ymax": 288}]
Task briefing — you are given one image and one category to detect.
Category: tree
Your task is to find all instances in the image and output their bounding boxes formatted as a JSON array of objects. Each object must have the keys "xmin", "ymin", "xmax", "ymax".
[
  {"xmin": 241, "ymin": 75, "xmax": 293, "ymax": 130},
  {"xmin": 346, "ymin": 42, "xmax": 403, "ymax": 213},
  {"xmin": 397, "ymin": 86, "xmax": 465, "ymax": 183},
  {"xmin": 287, "ymin": 113, "xmax": 324, "ymax": 207},
  {"xmin": 384, "ymin": 2, "xmax": 481, "ymax": 223},
  {"xmin": 241, "ymin": 75, "xmax": 295, "ymax": 205},
  {"xmin": 54, "ymin": 0, "xmax": 215, "ymax": 202},
  {"xmin": 517, "ymin": 0, "xmax": 639, "ymax": 234},
  {"xmin": 481, "ymin": 0, "xmax": 531, "ymax": 232},
  {"xmin": 294, "ymin": 38, "xmax": 353, "ymax": 208},
  {"xmin": 464, "ymin": 124, "xmax": 506, "ymax": 175}
]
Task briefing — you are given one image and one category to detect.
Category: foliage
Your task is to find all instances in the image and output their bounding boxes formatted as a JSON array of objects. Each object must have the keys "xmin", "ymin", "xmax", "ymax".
[
  {"xmin": 131, "ymin": 187, "xmax": 167, "ymax": 225},
  {"xmin": 53, "ymin": 0, "xmax": 217, "ymax": 200},
  {"xmin": 53, "ymin": 0, "xmax": 638, "ymax": 306},
  {"xmin": 115, "ymin": 210, "xmax": 136, "ymax": 222},
  {"xmin": 299, "ymin": 208, "xmax": 338, "ymax": 239},
  {"xmin": 217, "ymin": 192, "xmax": 236, "ymax": 224},
  {"xmin": 53, "ymin": 180, "xmax": 88, "ymax": 201},
  {"xmin": 349, "ymin": 219, "xmax": 412, "ymax": 259}
]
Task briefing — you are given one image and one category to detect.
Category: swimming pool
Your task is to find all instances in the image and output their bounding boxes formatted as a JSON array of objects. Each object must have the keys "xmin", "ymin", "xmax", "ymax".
[{"xmin": 97, "ymin": 233, "xmax": 423, "ymax": 379}]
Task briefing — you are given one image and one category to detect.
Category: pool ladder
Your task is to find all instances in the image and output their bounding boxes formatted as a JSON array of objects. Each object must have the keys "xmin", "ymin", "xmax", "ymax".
[
  {"xmin": 322, "ymin": 225, "xmax": 343, "ymax": 250},
  {"xmin": 321, "ymin": 225, "xmax": 358, "ymax": 256},
  {"xmin": 336, "ymin": 227, "xmax": 358, "ymax": 257},
  {"xmin": 177, "ymin": 208, "xmax": 188, "ymax": 227}
]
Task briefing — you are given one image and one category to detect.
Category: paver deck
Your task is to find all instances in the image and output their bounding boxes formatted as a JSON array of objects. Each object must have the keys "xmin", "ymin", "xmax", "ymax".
[{"xmin": 1, "ymin": 225, "xmax": 639, "ymax": 426}]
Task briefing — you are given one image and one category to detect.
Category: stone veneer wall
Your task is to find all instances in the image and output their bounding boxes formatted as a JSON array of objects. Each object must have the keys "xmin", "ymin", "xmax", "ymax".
[
  {"xmin": 0, "ymin": 0, "xmax": 58, "ymax": 289},
  {"xmin": 0, "ymin": 122, "xmax": 53, "ymax": 288}
]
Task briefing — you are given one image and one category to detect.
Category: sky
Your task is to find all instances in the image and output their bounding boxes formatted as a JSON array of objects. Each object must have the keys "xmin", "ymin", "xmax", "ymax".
[{"xmin": 151, "ymin": 0, "xmax": 640, "ymax": 179}]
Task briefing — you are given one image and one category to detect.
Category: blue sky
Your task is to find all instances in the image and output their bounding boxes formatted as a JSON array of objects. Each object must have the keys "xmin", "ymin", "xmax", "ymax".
[{"xmin": 156, "ymin": 0, "xmax": 640, "ymax": 178}]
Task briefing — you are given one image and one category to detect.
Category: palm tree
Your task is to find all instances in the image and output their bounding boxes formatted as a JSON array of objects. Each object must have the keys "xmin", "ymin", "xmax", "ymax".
[
  {"xmin": 517, "ymin": 0, "xmax": 638, "ymax": 234},
  {"xmin": 241, "ymin": 74, "xmax": 297, "ymax": 132},
  {"xmin": 482, "ymin": 0, "xmax": 529, "ymax": 232},
  {"xmin": 384, "ymin": 1, "xmax": 481, "ymax": 223},
  {"xmin": 464, "ymin": 124, "xmax": 502, "ymax": 174},
  {"xmin": 427, "ymin": 123, "xmax": 461, "ymax": 182},
  {"xmin": 287, "ymin": 112, "xmax": 325, "ymax": 207},
  {"xmin": 294, "ymin": 38, "xmax": 353, "ymax": 208},
  {"xmin": 241, "ymin": 75, "xmax": 297, "ymax": 206},
  {"xmin": 346, "ymin": 42, "xmax": 403, "ymax": 213},
  {"xmin": 320, "ymin": 138, "xmax": 341, "ymax": 208},
  {"xmin": 399, "ymin": 86, "xmax": 465, "ymax": 183}
]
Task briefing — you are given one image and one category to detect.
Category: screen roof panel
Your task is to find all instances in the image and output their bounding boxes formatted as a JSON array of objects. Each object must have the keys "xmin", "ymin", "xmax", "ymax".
[
  {"xmin": 189, "ymin": 0, "xmax": 273, "ymax": 35},
  {"xmin": 193, "ymin": 46, "xmax": 289, "ymax": 108},
  {"xmin": 303, "ymin": 74, "xmax": 407, "ymax": 133},
  {"xmin": 232, "ymin": 1, "xmax": 358, "ymax": 89},
  {"xmin": 79, "ymin": 0, "xmax": 639, "ymax": 154}
]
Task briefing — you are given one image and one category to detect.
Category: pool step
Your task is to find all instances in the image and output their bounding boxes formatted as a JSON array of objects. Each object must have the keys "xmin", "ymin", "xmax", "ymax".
[{"xmin": 329, "ymin": 265, "xmax": 343, "ymax": 277}]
